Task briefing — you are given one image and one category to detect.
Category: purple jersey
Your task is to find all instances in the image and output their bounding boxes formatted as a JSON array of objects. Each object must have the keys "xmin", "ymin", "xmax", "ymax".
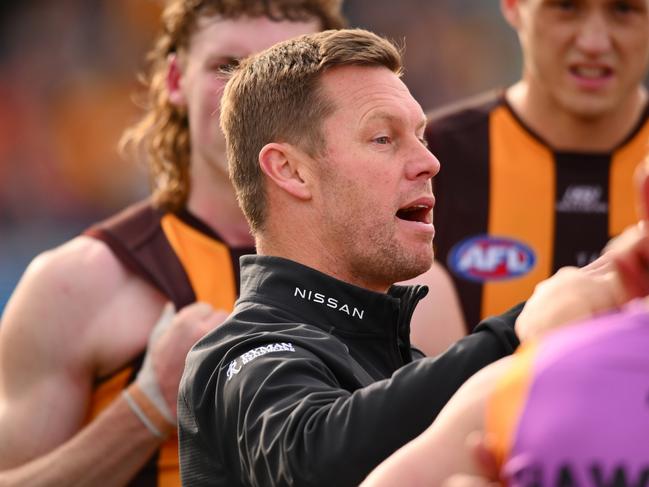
[{"xmin": 486, "ymin": 301, "xmax": 649, "ymax": 487}]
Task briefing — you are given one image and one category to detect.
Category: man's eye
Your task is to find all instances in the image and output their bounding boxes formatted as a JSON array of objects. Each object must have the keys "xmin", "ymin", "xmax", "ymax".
[
  {"xmin": 374, "ymin": 136, "xmax": 391, "ymax": 145},
  {"xmin": 213, "ymin": 58, "xmax": 240, "ymax": 73},
  {"xmin": 611, "ymin": 1, "xmax": 637, "ymax": 14},
  {"xmin": 550, "ymin": 0, "xmax": 577, "ymax": 11}
]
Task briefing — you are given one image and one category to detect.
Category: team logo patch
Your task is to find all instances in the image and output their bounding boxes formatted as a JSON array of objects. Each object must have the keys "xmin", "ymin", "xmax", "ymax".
[
  {"xmin": 447, "ymin": 235, "xmax": 536, "ymax": 283},
  {"xmin": 226, "ymin": 342, "xmax": 296, "ymax": 381}
]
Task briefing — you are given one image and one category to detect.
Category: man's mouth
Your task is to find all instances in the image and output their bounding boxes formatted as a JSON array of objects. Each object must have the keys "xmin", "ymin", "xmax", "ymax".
[
  {"xmin": 569, "ymin": 64, "xmax": 613, "ymax": 80},
  {"xmin": 396, "ymin": 203, "xmax": 433, "ymax": 224}
]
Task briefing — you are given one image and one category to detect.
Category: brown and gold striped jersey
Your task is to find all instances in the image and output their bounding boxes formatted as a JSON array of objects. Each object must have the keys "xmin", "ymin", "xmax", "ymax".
[
  {"xmin": 427, "ymin": 92, "xmax": 649, "ymax": 329},
  {"xmin": 83, "ymin": 200, "xmax": 254, "ymax": 486}
]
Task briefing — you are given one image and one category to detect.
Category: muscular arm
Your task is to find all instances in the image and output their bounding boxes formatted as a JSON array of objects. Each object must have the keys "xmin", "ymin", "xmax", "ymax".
[{"xmin": 0, "ymin": 237, "xmax": 167, "ymax": 486}]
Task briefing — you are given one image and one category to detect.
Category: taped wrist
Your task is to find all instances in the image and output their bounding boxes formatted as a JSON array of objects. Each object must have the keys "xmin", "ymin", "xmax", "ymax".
[
  {"xmin": 135, "ymin": 361, "xmax": 176, "ymax": 425},
  {"xmin": 135, "ymin": 302, "xmax": 176, "ymax": 425},
  {"xmin": 123, "ymin": 383, "xmax": 176, "ymax": 439}
]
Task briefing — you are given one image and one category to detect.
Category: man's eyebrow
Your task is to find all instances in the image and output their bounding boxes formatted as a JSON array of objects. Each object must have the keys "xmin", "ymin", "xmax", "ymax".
[
  {"xmin": 361, "ymin": 110, "xmax": 400, "ymax": 124},
  {"xmin": 362, "ymin": 110, "xmax": 428, "ymax": 130}
]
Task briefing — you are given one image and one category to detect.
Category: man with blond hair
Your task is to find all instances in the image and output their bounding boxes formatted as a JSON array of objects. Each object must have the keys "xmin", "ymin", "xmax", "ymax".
[{"xmin": 0, "ymin": 1, "xmax": 344, "ymax": 485}]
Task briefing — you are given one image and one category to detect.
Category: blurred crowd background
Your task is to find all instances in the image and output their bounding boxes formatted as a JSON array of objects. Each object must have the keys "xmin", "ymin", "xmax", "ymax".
[{"xmin": 0, "ymin": 1, "xmax": 519, "ymax": 312}]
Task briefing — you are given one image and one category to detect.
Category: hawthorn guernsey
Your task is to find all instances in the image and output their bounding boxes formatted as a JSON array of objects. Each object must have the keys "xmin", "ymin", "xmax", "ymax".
[{"xmin": 294, "ymin": 286, "xmax": 365, "ymax": 320}]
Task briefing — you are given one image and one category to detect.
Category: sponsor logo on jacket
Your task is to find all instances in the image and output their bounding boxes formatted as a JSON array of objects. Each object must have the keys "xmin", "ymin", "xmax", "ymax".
[
  {"xmin": 294, "ymin": 287, "xmax": 365, "ymax": 320},
  {"xmin": 448, "ymin": 235, "xmax": 536, "ymax": 282},
  {"xmin": 226, "ymin": 342, "xmax": 296, "ymax": 381}
]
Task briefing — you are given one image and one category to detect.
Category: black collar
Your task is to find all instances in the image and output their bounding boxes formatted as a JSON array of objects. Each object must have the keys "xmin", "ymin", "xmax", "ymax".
[{"xmin": 237, "ymin": 255, "xmax": 428, "ymax": 339}]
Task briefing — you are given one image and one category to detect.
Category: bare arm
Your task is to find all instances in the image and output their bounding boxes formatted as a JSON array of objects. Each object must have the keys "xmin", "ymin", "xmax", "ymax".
[
  {"xmin": 403, "ymin": 260, "xmax": 466, "ymax": 356},
  {"xmin": 0, "ymin": 237, "xmax": 224, "ymax": 486},
  {"xmin": 364, "ymin": 238, "xmax": 649, "ymax": 487},
  {"xmin": 361, "ymin": 357, "xmax": 511, "ymax": 487}
]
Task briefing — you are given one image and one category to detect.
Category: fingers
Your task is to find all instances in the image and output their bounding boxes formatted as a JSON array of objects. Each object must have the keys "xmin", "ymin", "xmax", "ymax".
[
  {"xmin": 196, "ymin": 308, "xmax": 230, "ymax": 337},
  {"xmin": 144, "ymin": 302, "xmax": 230, "ymax": 416},
  {"xmin": 581, "ymin": 252, "xmax": 615, "ymax": 276},
  {"xmin": 148, "ymin": 301, "xmax": 176, "ymax": 344},
  {"xmin": 515, "ymin": 266, "xmax": 624, "ymax": 342},
  {"xmin": 610, "ymin": 232, "xmax": 649, "ymax": 300},
  {"xmin": 170, "ymin": 301, "xmax": 228, "ymax": 338},
  {"xmin": 175, "ymin": 301, "xmax": 217, "ymax": 322}
]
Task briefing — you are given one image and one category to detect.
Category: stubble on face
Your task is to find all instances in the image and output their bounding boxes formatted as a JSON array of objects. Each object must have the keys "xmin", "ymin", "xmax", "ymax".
[
  {"xmin": 317, "ymin": 159, "xmax": 433, "ymax": 290},
  {"xmin": 308, "ymin": 65, "xmax": 436, "ymax": 291}
]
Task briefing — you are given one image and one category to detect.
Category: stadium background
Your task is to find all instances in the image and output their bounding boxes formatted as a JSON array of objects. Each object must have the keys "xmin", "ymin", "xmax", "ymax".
[{"xmin": 0, "ymin": 1, "xmax": 520, "ymax": 313}]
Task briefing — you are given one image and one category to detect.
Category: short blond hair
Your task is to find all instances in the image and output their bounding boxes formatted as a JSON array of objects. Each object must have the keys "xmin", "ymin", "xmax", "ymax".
[
  {"xmin": 221, "ymin": 28, "xmax": 402, "ymax": 232},
  {"xmin": 120, "ymin": 0, "xmax": 346, "ymax": 212}
]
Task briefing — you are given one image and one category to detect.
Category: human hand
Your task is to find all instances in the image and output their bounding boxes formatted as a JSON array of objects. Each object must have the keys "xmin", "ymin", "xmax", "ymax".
[
  {"xmin": 515, "ymin": 265, "xmax": 624, "ymax": 342},
  {"xmin": 126, "ymin": 301, "xmax": 228, "ymax": 437},
  {"xmin": 146, "ymin": 301, "xmax": 229, "ymax": 418},
  {"xmin": 516, "ymin": 220, "xmax": 649, "ymax": 342},
  {"xmin": 599, "ymin": 221, "xmax": 649, "ymax": 299}
]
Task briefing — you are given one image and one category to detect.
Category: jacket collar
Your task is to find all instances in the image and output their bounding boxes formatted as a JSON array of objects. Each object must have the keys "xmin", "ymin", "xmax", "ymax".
[{"xmin": 237, "ymin": 255, "xmax": 428, "ymax": 338}]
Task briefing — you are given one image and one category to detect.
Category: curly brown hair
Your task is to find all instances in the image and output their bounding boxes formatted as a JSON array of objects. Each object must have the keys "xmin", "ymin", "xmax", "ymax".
[{"xmin": 120, "ymin": 0, "xmax": 346, "ymax": 212}]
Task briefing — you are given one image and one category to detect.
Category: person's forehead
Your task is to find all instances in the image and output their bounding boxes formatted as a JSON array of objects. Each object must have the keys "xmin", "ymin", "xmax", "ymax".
[
  {"xmin": 320, "ymin": 65, "xmax": 425, "ymax": 125},
  {"xmin": 189, "ymin": 14, "xmax": 321, "ymax": 57},
  {"xmin": 527, "ymin": 0, "xmax": 649, "ymax": 9}
]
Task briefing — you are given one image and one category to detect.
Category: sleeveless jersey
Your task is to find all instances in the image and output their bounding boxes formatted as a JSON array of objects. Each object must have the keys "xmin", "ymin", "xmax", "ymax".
[
  {"xmin": 426, "ymin": 92, "xmax": 649, "ymax": 329},
  {"xmin": 82, "ymin": 199, "xmax": 254, "ymax": 487},
  {"xmin": 485, "ymin": 302, "xmax": 649, "ymax": 487}
]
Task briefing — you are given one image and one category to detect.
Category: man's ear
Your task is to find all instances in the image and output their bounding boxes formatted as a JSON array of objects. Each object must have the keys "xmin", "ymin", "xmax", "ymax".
[
  {"xmin": 259, "ymin": 143, "xmax": 312, "ymax": 200},
  {"xmin": 501, "ymin": 0, "xmax": 521, "ymax": 29},
  {"xmin": 167, "ymin": 54, "xmax": 186, "ymax": 107}
]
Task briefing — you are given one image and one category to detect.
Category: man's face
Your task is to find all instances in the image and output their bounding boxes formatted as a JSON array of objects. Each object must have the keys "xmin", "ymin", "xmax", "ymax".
[
  {"xmin": 312, "ymin": 65, "xmax": 440, "ymax": 292},
  {"xmin": 511, "ymin": 0, "xmax": 649, "ymax": 119},
  {"xmin": 173, "ymin": 15, "xmax": 321, "ymax": 174}
]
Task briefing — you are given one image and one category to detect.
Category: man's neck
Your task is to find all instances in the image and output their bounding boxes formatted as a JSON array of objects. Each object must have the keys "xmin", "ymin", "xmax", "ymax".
[
  {"xmin": 187, "ymin": 162, "xmax": 254, "ymax": 248},
  {"xmin": 256, "ymin": 230, "xmax": 390, "ymax": 294},
  {"xmin": 506, "ymin": 80, "xmax": 647, "ymax": 152}
]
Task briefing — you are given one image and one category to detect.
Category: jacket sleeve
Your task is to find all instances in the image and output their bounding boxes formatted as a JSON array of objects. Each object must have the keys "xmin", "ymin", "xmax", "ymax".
[{"xmin": 213, "ymin": 303, "xmax": 522, "ymax": 487}]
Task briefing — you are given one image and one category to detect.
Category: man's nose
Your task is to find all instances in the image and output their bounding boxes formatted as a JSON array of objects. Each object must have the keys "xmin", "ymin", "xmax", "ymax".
[
  {"xmin": 407, "ymin": 142, "xmax": 441, "ymax": 181},
  {"xmin": 575, "ymin": 12, "xmax": 613, "ymax": 55}
]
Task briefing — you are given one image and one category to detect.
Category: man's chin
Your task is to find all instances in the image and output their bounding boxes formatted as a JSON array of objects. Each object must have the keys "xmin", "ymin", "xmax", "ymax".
[{"xmin": 394, "ymin": 255, "xmax": 434, "ymax": 283}]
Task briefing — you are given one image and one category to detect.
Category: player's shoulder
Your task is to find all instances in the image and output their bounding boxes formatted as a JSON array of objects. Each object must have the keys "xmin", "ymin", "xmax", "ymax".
[
  {"xmin": 30, "ymin": 235, "xmax": 128, "ymax": 288},
  {"xmin": 10, "ymin": 231, "xmax": 155, "ymax": 326},
  {"xmin": 4, "ymin": 232, "xmax": 164, "ymax": 368},
  {"xmin": 426, "ymin": 90, "xmax": 504, "ymax": 134}
]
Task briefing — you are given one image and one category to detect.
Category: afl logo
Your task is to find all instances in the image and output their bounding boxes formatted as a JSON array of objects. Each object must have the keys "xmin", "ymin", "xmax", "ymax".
[{"xmin": 448, "ymin": 235, "xmax": 536, "ymax": 283}]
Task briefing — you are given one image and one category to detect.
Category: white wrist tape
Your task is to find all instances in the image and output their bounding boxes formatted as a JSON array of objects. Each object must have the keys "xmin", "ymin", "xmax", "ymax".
[
  {"xmin": 135, "ymin": 302, "xmax": 176, "ymax": 425},
  {"xmin": 123, "ymin": 383, "xmax": 175, "ymax": 439}
]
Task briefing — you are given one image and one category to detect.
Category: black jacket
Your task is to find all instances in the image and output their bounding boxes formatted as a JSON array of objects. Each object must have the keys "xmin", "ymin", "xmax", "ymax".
[{"xmin": 179, "ymin": 255, "xmax": 521, "ymax": 486}]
